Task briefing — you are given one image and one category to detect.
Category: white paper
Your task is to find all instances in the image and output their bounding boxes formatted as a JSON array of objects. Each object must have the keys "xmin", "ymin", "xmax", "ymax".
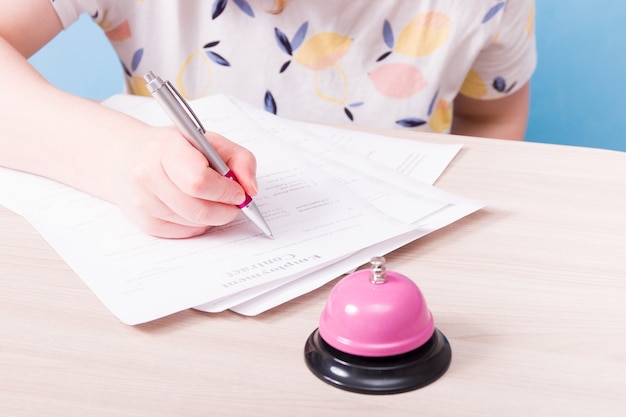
[
  {"xmin": 231, "ymin": 98, "xmax": 462, "ymax": 186},
  {"xmin": 0, "ymin": 94, "xmax": 484, "ymax": 324}
]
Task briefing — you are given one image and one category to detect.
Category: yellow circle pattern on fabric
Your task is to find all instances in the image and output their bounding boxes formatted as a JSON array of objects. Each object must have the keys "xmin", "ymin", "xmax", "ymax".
[
  {"xmin": 128, "ymin": 76, "xmax": 150, "ymax": 96},
  {"xmin": 294, "ymin": 32, "xmax": 352, "ymax": 71},
  {"xmin": 313, "ymin": 65, "xmax": 348, "ymax": 105},
  {"xmin": 526, "ymin": 1, "xmax": 535, "ymax": 37},
  {"xmin": 428, "ymin": 99, "xmax": 453, "ymax": 133},
  {"xmin": 394, "ymin": 12, "xmax": 452, "ymax": 57},
  {"xmin": 176, "ymin": 50, "xmax": 213, "ymax": 100},
  {"xmin": 459, "ymin": 70, "xmax": 488, "ymax": 98}
]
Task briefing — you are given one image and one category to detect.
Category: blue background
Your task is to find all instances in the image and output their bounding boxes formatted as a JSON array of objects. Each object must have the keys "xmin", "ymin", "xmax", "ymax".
[{"xmin": 28, "ymin": 3, "xmax": 626, "ymax": 152}]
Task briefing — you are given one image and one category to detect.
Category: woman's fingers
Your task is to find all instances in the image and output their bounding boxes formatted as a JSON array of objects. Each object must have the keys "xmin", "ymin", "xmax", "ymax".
[{"xmin": 118, "ymin": 127, "xmax": 258, "ymax": 238}]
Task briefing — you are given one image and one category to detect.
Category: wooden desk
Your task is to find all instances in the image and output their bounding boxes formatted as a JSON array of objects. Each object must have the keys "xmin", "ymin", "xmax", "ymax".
[{"xmin": 2, "ymin": 132, "xmax": 626, "ymax": 416}]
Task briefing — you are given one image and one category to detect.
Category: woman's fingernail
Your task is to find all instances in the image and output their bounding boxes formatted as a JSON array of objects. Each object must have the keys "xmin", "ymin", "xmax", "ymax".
[
  {"xmin": 233, "ymin": 189, "xmax": 246, "ymax": 205},
  {"xmin": 250, "ymin": 179, "xmax": 259, "ymax": 196}
]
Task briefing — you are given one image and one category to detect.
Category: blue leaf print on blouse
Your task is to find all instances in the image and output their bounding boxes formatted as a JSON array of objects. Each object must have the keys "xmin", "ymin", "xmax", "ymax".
[
  {"xmin": 233, "ymin": 0, "xmax": 255, "ymax": 17},
  {"xmin": 206, "ymin": 51, "xmax": 231, "ymax": 66},
  {"xmin": 383, "ymin": 19, "xmax": 394, "ymax": 49},
  {"xmin": 493, "ymin": 76, "xmax": 506, "ymax": 92},
  {"xmin": 203, "ymin": 41, "xmax": 231, "ymax": 66},
  {"xmin": 482, "ymin": 2, "xmax": 505, "ymax": 23},
  {"xmin": 203, "ymin": 41, "xmax": 220, "ymax": 48},
  {"xmin": 396, "ymin": 118, "xmax": 427, "ymax": 128},
  {"xmin": 264, "ymin": 91, "xmax": 277, "ymax": 114},
  {"xmin": 279, "ymin": 61, "xmax": 291, "ymax": 73},
  {"xmin": 212, "ymin": 0, "xmax": 227, "ymax": 19},
  {"xmin": 275, "ymin": 28, "xmax": 292, "ymax": 55},
  {"xmin": 492, "ymin": 77, "xmax": 517, "ymax": 94},
  {"xmin": 291, "ymin": 22, "xmax": 308, "ymax": 51},
  {"xmin": 376, "ymin": 51, "xmax": 392, "ymax": 62},
  {"xmin": 427, "ymin": 90, "xmax": 439, "ymax": 116},
  {"xmin": 506, "ymin": 81, "xmax": 517, "ymax": 94},
  {"xmin": 122, "ymin": 61, "xmax": 131, "ymax": 77},
  {"xmin": 131, "ymin": 48, "xmax": 143, "ymax": 72},
  {"xmin": 377, "ymin": 19, "xmax": 394, "ymax": 61}
]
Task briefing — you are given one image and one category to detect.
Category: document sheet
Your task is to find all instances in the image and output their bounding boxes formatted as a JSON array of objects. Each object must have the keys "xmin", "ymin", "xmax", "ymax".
[{"xmin": 0, "ymin": 94, "xmax": 484, "ymax": 324}]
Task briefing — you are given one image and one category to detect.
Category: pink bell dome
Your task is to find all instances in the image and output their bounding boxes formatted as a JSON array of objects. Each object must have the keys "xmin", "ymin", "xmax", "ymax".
[{"xmin": 319, "ymin": 257, "xmax": 434, "ymax": 357}]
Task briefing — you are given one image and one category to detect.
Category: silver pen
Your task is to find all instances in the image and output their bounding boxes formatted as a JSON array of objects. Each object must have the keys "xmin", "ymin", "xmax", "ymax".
[{"xmin": 143, "ymin": 71, "xmax": 273, "ymax": 238}]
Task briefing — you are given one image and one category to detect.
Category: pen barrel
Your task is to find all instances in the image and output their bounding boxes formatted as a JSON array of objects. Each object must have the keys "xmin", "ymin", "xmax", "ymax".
[{"xmin": 146, "ymin": 77, "xmax": 230, "ymax": 174}]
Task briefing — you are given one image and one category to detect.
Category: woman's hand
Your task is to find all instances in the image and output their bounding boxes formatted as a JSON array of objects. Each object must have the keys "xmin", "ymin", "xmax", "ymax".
[{"xmin": 116, "ymin": 126, "xmax": 258, "ymax": 238}]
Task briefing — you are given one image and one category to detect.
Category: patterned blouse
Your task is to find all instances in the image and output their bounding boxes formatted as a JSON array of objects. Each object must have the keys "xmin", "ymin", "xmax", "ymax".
[{"xmin": 50, "ymin": 0, "xmax": 537, "ymax": 133}]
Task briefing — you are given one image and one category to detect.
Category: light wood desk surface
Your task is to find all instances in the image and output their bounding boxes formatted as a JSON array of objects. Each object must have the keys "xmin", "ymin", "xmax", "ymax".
[{"xmin": 2, "ymin": 131, "xmax": 626, "ymax": 416}]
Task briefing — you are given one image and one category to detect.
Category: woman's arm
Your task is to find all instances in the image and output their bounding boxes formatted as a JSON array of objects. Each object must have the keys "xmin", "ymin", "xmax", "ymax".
[
  {"xmin": 0, "ymin": 0, "xmax": 258, "ymax": 238},
  {"xmin": 451, "ymin": 82, "xmax": 531, "ymax": 140}
]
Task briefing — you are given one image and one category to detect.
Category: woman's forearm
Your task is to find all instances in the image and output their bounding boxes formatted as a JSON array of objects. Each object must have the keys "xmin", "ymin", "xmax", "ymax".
[
  {"xmin": 0, "ymin": 36, "xmax": 259, "ymax": 238},
  {"xmin": 0, "ymin": 36, "xmax": 154, "ymax": 203}
]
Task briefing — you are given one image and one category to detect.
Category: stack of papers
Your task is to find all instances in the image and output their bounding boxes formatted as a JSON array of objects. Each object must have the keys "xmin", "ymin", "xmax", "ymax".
[{"xmin": 0, "ymin": 94, "xmax": 484, "ymax": 325}]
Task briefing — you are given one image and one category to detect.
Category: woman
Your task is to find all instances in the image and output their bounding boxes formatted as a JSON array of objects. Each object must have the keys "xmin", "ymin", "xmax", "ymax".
[{"xmin": 0, "ymin": 0, "xmax": 536, "ymax": 238}]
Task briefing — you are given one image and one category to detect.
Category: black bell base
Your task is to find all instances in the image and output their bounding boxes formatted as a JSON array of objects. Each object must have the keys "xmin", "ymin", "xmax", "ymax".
[{"xmin": 304, "ymin": 328, "xmax": 451, "ymax": 395}]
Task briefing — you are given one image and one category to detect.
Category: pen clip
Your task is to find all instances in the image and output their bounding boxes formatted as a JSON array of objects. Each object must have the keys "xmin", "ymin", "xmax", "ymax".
[{"xmin": 163, "ymin": 81, "xmax": 206, "ymax": 134}]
